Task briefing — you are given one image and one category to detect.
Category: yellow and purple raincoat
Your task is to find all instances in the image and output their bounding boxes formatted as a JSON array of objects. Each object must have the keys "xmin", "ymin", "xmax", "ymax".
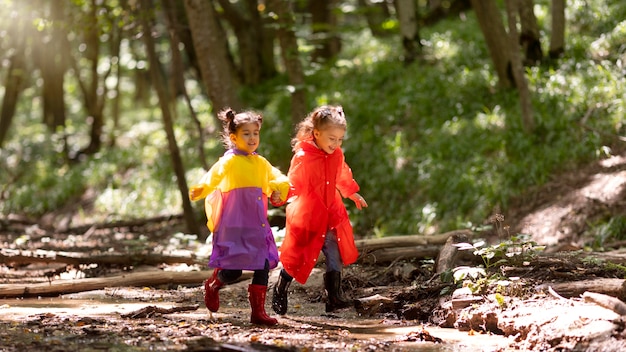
[{"xmin": 190, "ymin": 149, "xmax": 289, "ymax": 271}]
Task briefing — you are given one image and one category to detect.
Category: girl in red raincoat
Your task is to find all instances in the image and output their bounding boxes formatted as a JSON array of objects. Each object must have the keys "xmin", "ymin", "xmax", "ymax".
[
  {"xmin": 272, "ymin": 105, "xmax": 368, "ymax": 314},
  {"xmin": 189, "ymin": 108, "xmax": 289, "ymax": 326}
]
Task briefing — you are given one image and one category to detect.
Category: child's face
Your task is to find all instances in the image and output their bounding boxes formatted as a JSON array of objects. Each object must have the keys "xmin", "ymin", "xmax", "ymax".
[
  {"xmin": 230, "ymin": 122, "xmax": 260, "ymax": 154},
  {"xmin": 313, "ymin": 126, "xmax": 345, "ymax": 154}
]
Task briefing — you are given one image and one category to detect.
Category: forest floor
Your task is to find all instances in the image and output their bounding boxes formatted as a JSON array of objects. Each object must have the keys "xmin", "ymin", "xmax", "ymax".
[{"xmin": 3, "ymin": 153, "xmax": 626, "ymax": 351}]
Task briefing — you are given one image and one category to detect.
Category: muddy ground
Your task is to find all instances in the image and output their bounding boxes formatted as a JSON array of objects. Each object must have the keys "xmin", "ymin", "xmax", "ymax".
[
  {"xmin": 0, "ymin": 266, "xmax": 516, "ymax": 352},
  {"xmin": 3, "ymin": 152, "xmax": 626, "ymax": 351}
]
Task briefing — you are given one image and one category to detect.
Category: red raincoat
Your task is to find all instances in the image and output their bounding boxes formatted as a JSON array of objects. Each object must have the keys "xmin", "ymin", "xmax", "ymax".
[{"xmin": 279, "ymin": 140, "xmax": 360, "ymax": 284}]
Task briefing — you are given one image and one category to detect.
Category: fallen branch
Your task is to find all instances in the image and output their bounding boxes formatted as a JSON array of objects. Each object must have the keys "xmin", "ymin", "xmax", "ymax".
[
  {"xmin": 0, "ymin": 270, "xmax": 229, "ymax": 298},
  {"xmin": 353, "ymin": 230, "xmax": 475, "ymax": 264},
  {"xmin": 536, "ymin": 278, "xmax": 626, "ymax": 301},
  {"xmin": 355, "ymin": 230, "xmax": 474, "ymax": 252},
  {"xmin": 0, "ymin": 248, "xmax": 205, "ymax": 267},
  {"xmin": 121, "ymin": 304, "xmax": 200, "ymax": 319},
  {"xmin": 357, "ymin": 246, "xmax": 441, "ymax": 264}
]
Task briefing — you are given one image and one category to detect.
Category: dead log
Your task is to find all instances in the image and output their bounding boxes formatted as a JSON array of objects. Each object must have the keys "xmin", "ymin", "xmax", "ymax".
[
  {"xmin": 352, "ymin": 229, "xmax": 475, "ymax": 264},
  {"xmin": 355, "ymin": 229, "xmax": 474, "ymax": 252},
  {"xmin": 61, "ymin": 214, "xmax": 184, "ymax": 234},
  {"xmin": 0, "ymin": 248, "xmax": 205, "ymax": 267},
  {"xmin": 0, "ymin": 270, "xmax": 248, "ymax": 298},
  {"xmin": 536, "ymin": 278, "xmax": 626, "ymax": 301},
  {"xmin": 357, "ymin": 246, "xmax": 441, "ymax": 264}
]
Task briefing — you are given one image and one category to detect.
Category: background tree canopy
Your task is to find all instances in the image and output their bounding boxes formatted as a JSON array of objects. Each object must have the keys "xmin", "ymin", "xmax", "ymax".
[{"xmin": 1, "ymin": 0, "xmax": 625, "ymax": 242}]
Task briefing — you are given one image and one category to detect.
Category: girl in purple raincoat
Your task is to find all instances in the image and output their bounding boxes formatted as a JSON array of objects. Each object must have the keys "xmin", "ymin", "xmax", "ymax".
[{"xmin": 189, "ymin": 108, "xmax": 289, "ymax": 326}]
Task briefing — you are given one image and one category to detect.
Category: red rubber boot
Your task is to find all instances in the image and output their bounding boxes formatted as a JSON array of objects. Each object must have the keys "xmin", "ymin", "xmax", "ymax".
[
  {"xmin": 204, "ymin": 268, "xmax": 223, "ymax": 312},
  {"xmin": 248, "ymin": 284, "xmax": 278, "ymax": 326}
]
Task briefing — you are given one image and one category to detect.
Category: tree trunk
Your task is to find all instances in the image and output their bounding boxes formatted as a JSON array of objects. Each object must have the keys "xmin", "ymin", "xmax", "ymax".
[
  {"xmin": 217, "ymin": 0, "xmax": 277, "ymax": 84},
  {"xmin": 0, "ymin": 12, "xmax": 27, "ymax": 148},
  {"xmin": 518, "ymin": 0, "xmax": 543, "ymax": 65},
  {"xmin": 395, "ymin": 0, "xmax": 421, "ymax": 64},
  {"xmin": 266, "ymin": 0, "xmax": 308, "ymax": 125},
  {"xmin": 184, "ymin": 0, "xmax": 241, "ymax": 112},
  {"xmin": 140, "ymin": 0, "xmax": 202, "ymax": 239},
  {"xmin": 309, "ymin": 0, "xmax": 341, "ymax": 63},
  {"xmin": 470, "ymin": 0, "xmax": 514, "ymax": 88},
  {"xmin": 108, "ymin": 24, "xmax": 123, "ymax": 148},
  {"xmin": 71, "ymin": 0, "xmax": 112, "ymax": 159},
  {"xmin": 163, "ymin": 0, "xmax": 209, "ymax": 170},
  {"xmin": 39, "ymin": 0, "xmax": 68, "ymax": 131},
  {"xmin": 504, "ymin": 0, "xmax": 535, "ymax": 132},
  {"xmin": 357, "ymin": 0, "xmax": 392, "ymax": 37},
  {"xmin": 549, "ymin": 0, "xmax": 565, "ymax": 59}
]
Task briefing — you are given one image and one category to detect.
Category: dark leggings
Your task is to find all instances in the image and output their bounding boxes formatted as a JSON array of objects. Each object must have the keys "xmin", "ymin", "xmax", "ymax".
[
  {"xmin": 218, "ymin": 260, "xmax": 270, "ymax": 286},
  {"xmin": 279, "ymin": 229, "xmax": 342, "ymax": 283}
]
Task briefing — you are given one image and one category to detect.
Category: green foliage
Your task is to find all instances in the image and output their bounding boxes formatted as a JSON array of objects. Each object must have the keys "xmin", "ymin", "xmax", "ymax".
[
  {"xmin": 469, "ymin": 234, "xmax": 545, "ymax": 269},
  {"xmin": 451, "ymin": 220, "xmax": 545, "ymax": 296},
  {"xmin": 2, "ymin": 0, "xmax": 626, "ymax": 242},
  {"xmin": 587, "ymin": 215, "xmax": 626, "ymax": 249}
]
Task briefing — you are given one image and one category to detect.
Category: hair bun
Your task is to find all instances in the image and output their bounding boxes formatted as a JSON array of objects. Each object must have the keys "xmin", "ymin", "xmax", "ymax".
[{"xmin": 225, "ymin": 109, "xmax": 235, "ymax": 121}]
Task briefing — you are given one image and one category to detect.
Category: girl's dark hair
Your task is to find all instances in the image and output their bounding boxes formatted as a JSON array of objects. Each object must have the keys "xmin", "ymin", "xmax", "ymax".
[
  {"xmin": 217, "ymin": 107, "xmax": 263, "ymax": 149},
  {"xmin": 292, "ymin": 105, "xmax": 347, "ymax": 150}
]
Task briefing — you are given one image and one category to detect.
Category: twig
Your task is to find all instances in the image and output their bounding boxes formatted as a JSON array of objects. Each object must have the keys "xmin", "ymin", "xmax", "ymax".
[
  {"xmin": 547, "ymin": 286, "xmax": 568, "ymax": 301},
  {"xmin": 121, "ymin": 304, "xmax": 200, "ymax": 319}
]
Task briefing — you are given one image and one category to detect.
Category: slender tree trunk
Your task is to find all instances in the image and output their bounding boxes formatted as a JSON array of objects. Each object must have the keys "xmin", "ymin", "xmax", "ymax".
[
  {"xmin": 266, "ymin": 0, "xmax": 308, "ymax": 125},
  {"xmin": 518, "ymin": 0, "xmax": 542, "ymax": 65},
  {"xmin": 505, "ymin": 0, "xmax": 535, "ymax": 132},
  {"xmin": 139, "ymin": 0, "xmax": 202, "ymax": 239},
  {"xmin": 108, "ymin": 29, "xmax": 123, "ymax": 148},
  {"xmin": 309, "ymin": 0, "xmax": 341, "ymax": 63},
  {"xmin": 470, "ymin": 0, "xmax": 514, "ymax": 88},
  {"xmin": 184, "ymin": 0, "xmax": 241, "ymax": 112},
  {"xmin": 42, "ymin": 0, "xmax": 68, "ymax": 131},
  {"xmin": 549, "ymin": 0, "xmax": 565, "ymax": 59},
  {"xmin": 163, "ymin": 0, "xmax": 209, "ymax": 170},
  {"xmin": 395, "ymin": 0, "xmax": 421, "ymax": 64},
  {"xmin": 70, "ymin": 0, "xmax": 107, "ymax": 158},
  {"xmin": 0, "ymin": 15, "xmax": 27, "ymax": 148}
]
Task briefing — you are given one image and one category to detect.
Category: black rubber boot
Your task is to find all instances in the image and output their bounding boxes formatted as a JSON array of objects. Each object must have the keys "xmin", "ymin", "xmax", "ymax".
[
  {"xmin": 272, "ymin": 271, "xmax": 292, "ymax": 315},
  {"xmin": 324, "ymin": 271, "xmax": 352, "ymax": 312}
]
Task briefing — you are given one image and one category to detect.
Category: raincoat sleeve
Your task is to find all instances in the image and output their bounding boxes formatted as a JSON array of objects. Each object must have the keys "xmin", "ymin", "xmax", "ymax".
[
  {"xmin": 189, "ymin": 158, "xmax": 228, "ymax": 201},
  {"xmin": 189, "ymin": 158, "xmax": 230, "ymax": 233},
  {"xmin": 268, "ymin": 166, "xmax": 290, "ymax": 204},
  {"xmin": 286, "ymin": 150, "xmax": 305, "ymax": 197},
  {"xmin": 335, "ymin": 150, "xmax": 360, "ymax": 198}
]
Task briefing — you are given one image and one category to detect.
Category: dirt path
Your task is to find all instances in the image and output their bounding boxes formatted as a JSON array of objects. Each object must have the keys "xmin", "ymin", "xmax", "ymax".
[
  {"xmin": 0, "ymin": 269, "xmax": 515, "ymax": 352},
  {"xmin": 506, "ymin": 153, "xmax": 626, "ymax": 250}
]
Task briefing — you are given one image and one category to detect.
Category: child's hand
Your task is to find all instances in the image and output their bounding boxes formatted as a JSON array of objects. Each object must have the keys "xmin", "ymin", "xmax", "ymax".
[
  {"xmin": 270, "ymin": 191, "xmax": 282, "ymax": 204},
  {"xmin": 349, "ymin": 193, "xmax": 368, "ymax": 210},
  {"xmin": 189, "ymin": 186, "xmax": 203, "ymax": 201}
]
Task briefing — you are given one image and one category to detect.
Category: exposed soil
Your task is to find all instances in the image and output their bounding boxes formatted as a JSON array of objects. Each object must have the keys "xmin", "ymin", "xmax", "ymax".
[{"xmin": 2, "ymin": 152, "xmax": 626, "ymax": 351}]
